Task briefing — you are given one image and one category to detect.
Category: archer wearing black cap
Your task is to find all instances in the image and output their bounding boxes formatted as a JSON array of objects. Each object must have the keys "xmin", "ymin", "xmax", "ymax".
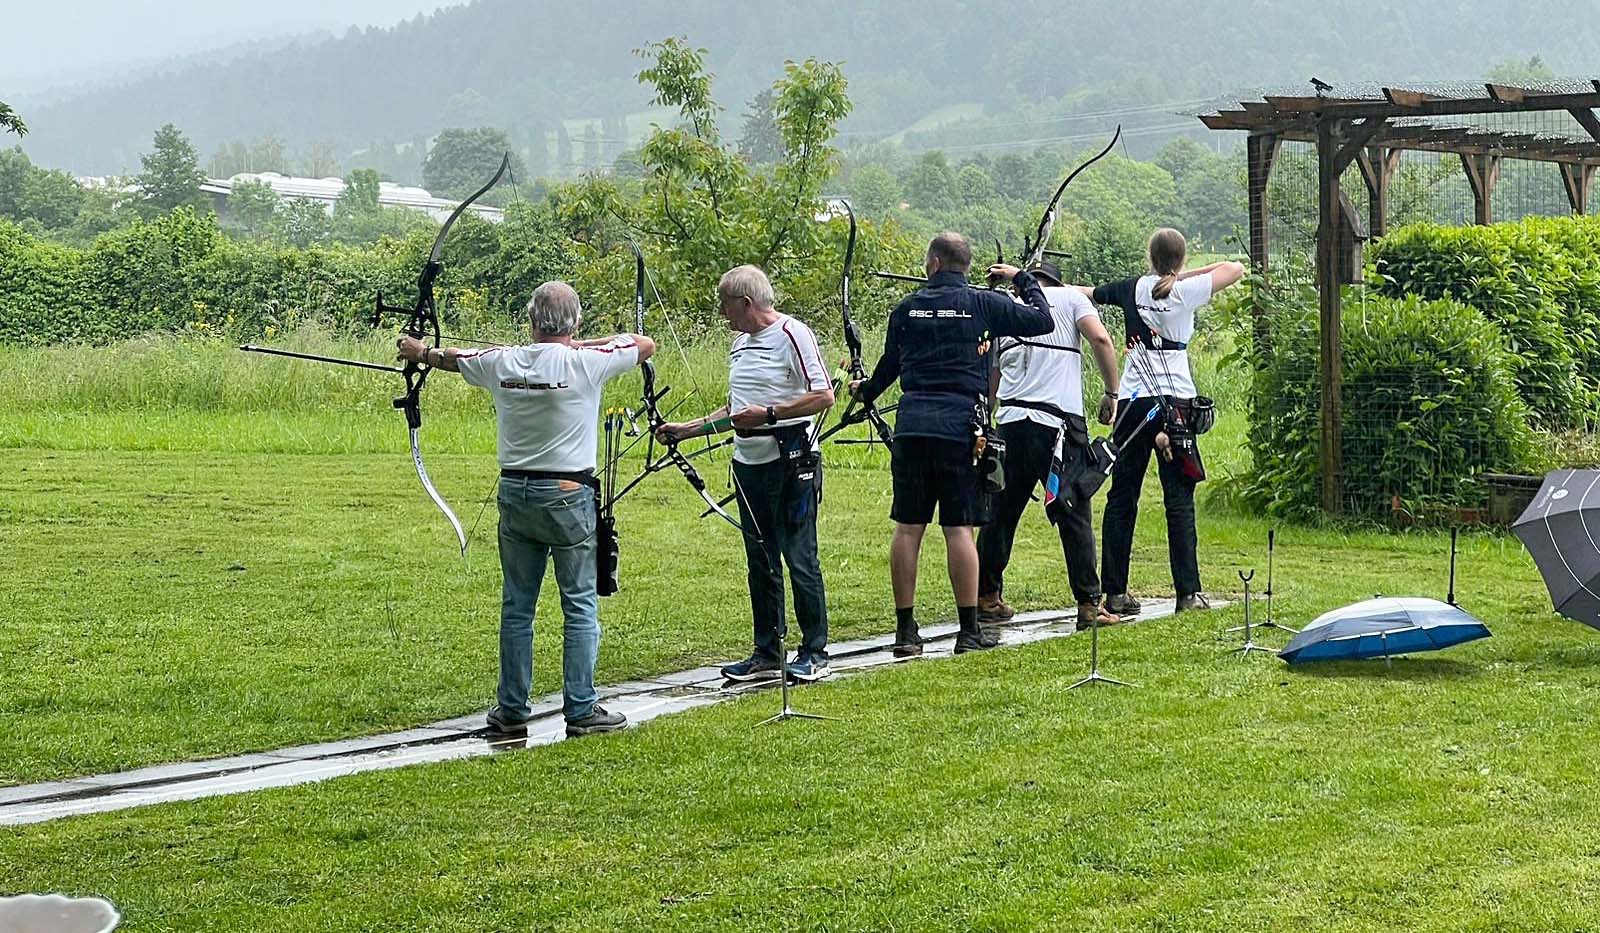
[
  {"xmin": 980, "ymin": 261, "xmax": 1123, "ymax": 628},
  {"xmin": 849, "ymin": 232, "xmax": 1053, "ymax": 656}
]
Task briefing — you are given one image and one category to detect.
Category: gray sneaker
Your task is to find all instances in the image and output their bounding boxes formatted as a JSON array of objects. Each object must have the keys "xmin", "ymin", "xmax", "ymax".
[{"xmin": 566, "ymin": 705, "xmax": 627, "ymax": 737}]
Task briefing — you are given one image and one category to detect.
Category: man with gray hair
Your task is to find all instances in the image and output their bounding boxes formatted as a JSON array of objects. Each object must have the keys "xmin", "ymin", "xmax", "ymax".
[
  {"xmin": 658, "ymin": 265, "xmax": 836, "ymax": 683},
  {"xmin": 397, "ymin": 280, "xmax": 655, "ymax": 738}
]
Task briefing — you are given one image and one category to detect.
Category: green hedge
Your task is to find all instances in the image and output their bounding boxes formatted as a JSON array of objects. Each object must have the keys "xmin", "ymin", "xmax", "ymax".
[
  {"xmin": 0, "ymin": 206, "xmax": 581, "ymax": 346},
  {"xmin": 1242, "ymin": 289, "xmax": 1539, "ymax": 519},
  {"xmin": 1372, "ymin": 216, "xmax": 1600, "ymax": 428}
]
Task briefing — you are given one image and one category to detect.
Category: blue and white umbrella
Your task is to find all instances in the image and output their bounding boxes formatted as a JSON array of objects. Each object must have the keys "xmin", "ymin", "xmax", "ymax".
[{"xmin": 1278, "ymin": 597, "xmax": 1491, "ymax": 665}]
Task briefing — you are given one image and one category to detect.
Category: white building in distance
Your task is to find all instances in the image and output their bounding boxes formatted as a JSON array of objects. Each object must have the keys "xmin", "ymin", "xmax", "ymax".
[{"xmin": 200, "ymin": 173, "xmax": 504, "ymax": 223}]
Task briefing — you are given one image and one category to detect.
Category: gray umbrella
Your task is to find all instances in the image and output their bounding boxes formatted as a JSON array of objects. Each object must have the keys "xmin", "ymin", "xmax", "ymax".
[{"xmin": 1512, "ymin": 469, "xmax": 1600, "ymax": 629}]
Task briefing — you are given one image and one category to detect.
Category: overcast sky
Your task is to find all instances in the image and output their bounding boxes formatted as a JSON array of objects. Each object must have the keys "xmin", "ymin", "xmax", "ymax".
[{"xmin": 3, "ymin": 0, "xmax": 456, "ymax": 94}]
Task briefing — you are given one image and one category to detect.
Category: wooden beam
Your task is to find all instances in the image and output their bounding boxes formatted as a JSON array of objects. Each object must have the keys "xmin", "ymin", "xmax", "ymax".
[
  {"xmin": 1460, "ymin": 153, "xmax": 1503, "ymax": 225},
  {"xmin": 1262, "ymin": 95, "xmax": 1326, "ymax": 113},
  {"xmin": 1384, "ymin": 87, "xmax": 1447, "ymax": 108},
  {"xmin": 1356, "ymin": 146, "xmax": 1401, "ymax": 239},
  {"xmin": 1317, "ymin": 116, "xmax": 1344, "ymax": 514},
  {"xmin": 1486, "ymin": 83, "xmax": 1530, "ymax": 104},
  {"xmin": 1560, "ymin": 163, "xmax": 1596, "ymax": 214},
  {"xmin": 1569, "ymin": 107, "xmax": 1600, "ymax": 143},
  {"xmin": 1332, "ymin": 117, "xmax": 1390, "ymax": 173}
]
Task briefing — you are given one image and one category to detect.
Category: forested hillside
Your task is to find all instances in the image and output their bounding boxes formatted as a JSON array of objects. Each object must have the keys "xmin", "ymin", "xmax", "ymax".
[{"xmin": 16, "ymin": 0, "xmax": 1600, "ymax": 175}]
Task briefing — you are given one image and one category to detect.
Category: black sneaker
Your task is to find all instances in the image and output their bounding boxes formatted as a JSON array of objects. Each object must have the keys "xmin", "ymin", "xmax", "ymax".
[
  {"xmin": 565, "ymin": 705, "xmax": 627, "ymax": 737},
  {"xmin": 485, "ymin": 705, "xmax": 531, "ymax": 737},
  {"xmin": 954, "ymin": 628, "xmax": 1001, "ymax": 654},
  {"xmin": 892, "ymin": 622, "xmax": 924, "ymax": 658},
  {"xmin": 1104, "ymin": 593, "xmax": 1143, "ymax": 616},
  {"xmin": 720, "ymin": 655, "xmax": 783, "ymax": 682},
  {"xmin": 786, "ymin": 653, "xmax": 833, "ymax": 682},
  {"xmin": 1176, "ymin": 592, "xmax": 1211, "ymax": 612}
]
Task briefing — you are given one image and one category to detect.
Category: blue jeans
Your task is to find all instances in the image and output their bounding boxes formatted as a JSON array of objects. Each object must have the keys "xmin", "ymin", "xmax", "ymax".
[{"xmin": 495, "ymin": 477, "xmax": 600, "ymax": 723}]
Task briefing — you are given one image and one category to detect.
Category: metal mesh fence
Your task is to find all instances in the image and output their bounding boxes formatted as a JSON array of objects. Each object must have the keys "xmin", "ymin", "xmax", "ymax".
[{"xmin": 1240, "ymin": 108, "xmax": 1600, "ymax": 521}]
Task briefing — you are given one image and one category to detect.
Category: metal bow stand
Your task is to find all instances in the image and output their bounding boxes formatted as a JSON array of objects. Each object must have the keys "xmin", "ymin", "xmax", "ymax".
[
  {"xmin": 1228, "ymin": 569, "xmax": 1277, "ymax": 658},
  {"xmin": 756, "ymin": 632, "xmax": 838, "ymax": 726},
  {"xmin": 1069, "ymin": 608, "xmax": 1135, "ymax": 688},
  {"xmin": 1228, "ymin": 528, "xmax": 1298, "ymax": 634}
]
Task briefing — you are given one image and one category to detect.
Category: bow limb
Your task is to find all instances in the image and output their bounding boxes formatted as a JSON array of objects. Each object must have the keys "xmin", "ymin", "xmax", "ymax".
[
  {"xmin": 410, "ymin": 427, "xmax": 468, "ymax": 556},
  {"xmin": 1022, "ymin": 125, "xmax": 1121, "ymax": 269}
]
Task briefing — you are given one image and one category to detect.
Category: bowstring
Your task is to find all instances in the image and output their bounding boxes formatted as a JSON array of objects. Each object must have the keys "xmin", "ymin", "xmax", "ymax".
[{"xmin": 464, "ymin": 161, "xmax": 526, "ymax": 556}]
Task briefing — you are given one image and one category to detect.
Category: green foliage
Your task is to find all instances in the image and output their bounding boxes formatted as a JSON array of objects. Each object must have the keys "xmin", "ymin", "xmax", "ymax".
[
  {"xmin": 0, "ymin": 100, "xmax": 23, "ymax": 136},
  {"xmin": 1373, "ymin": 218, "xmax": 1600, "ymax": 428},
  {"xmin": 422, "ymin": 127, "xmax": 526, "ymax": 200},
  {"xmin": 1236, "ymin": 282, "xmax": 1539, "ymax": 519},
  {"xmin": 0, "ymin": 147, "xmax": 85, "ymax": 229},
  {"xmin": 136, "ymin": 123, "xmax": 208, "ymax": 219},
  {"xmin": 562, "ymin": 39, "xmax": 918, "ymax": 341}
]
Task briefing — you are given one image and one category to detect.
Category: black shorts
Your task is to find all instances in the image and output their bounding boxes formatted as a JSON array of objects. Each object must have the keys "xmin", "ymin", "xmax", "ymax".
[{"xmin": 890, "ymin": 435, "xmax": 987, "ymax": 527}]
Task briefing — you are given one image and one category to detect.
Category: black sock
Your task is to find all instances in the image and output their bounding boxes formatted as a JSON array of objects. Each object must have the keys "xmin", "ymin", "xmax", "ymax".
[
  {"xmin": 957, "ymin": 605, "xmax": 978, "ymax": 631},
  {"xmin": 896, "ymin": 607, "xmax": 916, "ymax": 631}
]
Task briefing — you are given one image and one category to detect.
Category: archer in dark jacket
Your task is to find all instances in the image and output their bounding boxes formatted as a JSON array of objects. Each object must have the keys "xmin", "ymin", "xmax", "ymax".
[{"xmin": 853, "ymin": 232, "xmax": 1053, "ymax": 655}]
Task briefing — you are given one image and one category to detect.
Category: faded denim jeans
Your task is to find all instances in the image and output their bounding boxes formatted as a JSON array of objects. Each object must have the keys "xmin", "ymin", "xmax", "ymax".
[{"xmin": 495, "ymin": 476, "xmax": 600, "ymax": 723}]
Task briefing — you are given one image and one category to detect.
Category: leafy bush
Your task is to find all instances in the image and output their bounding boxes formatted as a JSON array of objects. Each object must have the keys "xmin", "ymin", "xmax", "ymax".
[
  {"xmin": 1239, "ymin": 286, "xmax": 1539, "ymax": 520},
  {"xmin": 1373, "ymin": 218, "xmax": 1599, "ymax": 428}
]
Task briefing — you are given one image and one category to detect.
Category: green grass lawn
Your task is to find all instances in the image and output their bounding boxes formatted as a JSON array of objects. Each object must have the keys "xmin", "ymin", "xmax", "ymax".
[{"xmin": 5, "ymin": 336, "xmax": 1595, "ymax": 930}]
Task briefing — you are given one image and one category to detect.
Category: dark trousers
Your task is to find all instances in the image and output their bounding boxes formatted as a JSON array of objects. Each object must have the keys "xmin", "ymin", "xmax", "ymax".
[
  {"xmin": 1101, "ymin": 397, "xmax": 1201, "ymax": 597},
  {"xmin": 976, "ymin": 419, "xmax": 1101, "ymax": 605},
  {"xmin": 733, "ymin": 457, "xmax": 829, "ymax": 661}
]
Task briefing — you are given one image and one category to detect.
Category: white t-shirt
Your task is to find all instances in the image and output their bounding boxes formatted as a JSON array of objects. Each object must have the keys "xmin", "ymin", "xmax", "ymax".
[
  {"xmin": 994, "ymin": 286, "xmax": 1100, "ymax": 428},
  {"xmin": 1093, "ymin": 274, "xmax": 1212, "ymax": 401},
  {"xmin": 727, "ymin": 314, "xmax": 832, "ymax": 465},
  {"xmin": 456, "ymin": 338, "xmax": 640, "ymax": 472}
]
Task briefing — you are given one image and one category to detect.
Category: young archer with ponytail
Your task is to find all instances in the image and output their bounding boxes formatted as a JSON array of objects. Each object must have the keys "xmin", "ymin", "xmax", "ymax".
[{"xmin": 1075, "ymin": 228, "xmax": 1244, "ymax": 615}]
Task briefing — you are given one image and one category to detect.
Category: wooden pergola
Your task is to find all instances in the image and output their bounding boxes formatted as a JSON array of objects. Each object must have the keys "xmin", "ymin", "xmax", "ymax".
[{"xmin": 1200, "ymin": 80, "xmax": 1600, "ymax": 513}]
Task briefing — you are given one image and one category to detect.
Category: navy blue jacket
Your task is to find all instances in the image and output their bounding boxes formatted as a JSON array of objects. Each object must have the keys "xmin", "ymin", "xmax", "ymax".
[{"xmin": 860, "ymin": 269, "xmax": 1053, "ymax": 442}]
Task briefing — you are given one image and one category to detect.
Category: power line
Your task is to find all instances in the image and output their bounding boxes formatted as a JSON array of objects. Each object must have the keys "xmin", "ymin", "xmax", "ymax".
[
  {"xmin": 836, "ymin": 96, "xmax": 1213, "ymax": 139},
  {"xmin": 933, "ymin": 121, "xmax": 1202, "ymax": 155}
]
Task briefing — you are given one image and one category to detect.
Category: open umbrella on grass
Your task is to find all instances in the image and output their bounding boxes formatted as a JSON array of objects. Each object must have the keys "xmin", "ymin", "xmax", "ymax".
[
  {"xmin": 1278, "ymin": 597, "xmax": 1491, "ymax": 665},
  {"xmin": 1512, "ymin": 469, "xmax": 1600, "ymax": 630}
]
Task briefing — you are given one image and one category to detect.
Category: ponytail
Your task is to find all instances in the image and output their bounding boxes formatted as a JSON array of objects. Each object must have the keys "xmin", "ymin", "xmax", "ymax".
[{"xmin": 1147, "ymin": 228, "xmax": 1187, "ymax": 301}]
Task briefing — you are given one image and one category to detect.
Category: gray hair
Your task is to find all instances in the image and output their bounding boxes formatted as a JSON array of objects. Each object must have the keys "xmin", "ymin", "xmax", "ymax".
[
  {"xmin": 526, "ymin": 281, "xmax": 582, "ymax": 336},
  {"xmin": 717, "ymin": 265, "xmax": 776, "ymax": 309}
]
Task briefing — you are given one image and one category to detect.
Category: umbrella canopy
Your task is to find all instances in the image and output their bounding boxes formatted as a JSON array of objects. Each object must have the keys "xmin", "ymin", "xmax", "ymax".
[
  {"xmin": 1278, "ymin": 597, "xmax": 1491, "ymax": 665},
  {"xmin": 1511, "ymin": 469, "xmax": 1600, "ymax": 629}
]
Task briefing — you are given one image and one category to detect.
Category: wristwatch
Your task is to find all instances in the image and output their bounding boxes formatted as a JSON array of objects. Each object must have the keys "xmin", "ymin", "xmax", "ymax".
[{"xmin": 765, "ymin": 405, "xmax": 778, "ymax": 425}]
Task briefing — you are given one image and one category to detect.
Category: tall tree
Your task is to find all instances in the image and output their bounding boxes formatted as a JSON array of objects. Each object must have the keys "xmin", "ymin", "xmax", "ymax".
[
  {"xmin": 423, "ymin": 127, "xmax": 524, "ymax": 197},
  {"xmin": 738, "ymin": 88, "xmax": 783, "ymax": 164},
  {"xmin": 136, "ymin": 123, "xmax": 207, "ymax": 218}
]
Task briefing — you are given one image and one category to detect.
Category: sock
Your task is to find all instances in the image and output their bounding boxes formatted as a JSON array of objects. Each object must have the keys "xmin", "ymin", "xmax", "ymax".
[
  {"xmin": 895, "ymin": 607, "xmax": 916, "ymax": 631},
  {"xmin": 957, "ymin": 605, "xmax": 979, "ymax": 632}
]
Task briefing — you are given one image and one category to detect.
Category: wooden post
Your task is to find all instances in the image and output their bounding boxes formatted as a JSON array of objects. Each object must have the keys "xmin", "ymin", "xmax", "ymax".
[
  {"xmin": 1460, "ymin": 153, "xmax": 1502, "ymax": 225},
  {"xmin": 1246, "ymin": 133, "xmax": 1280, "ymax": 273},
  {"xmin": 1246, "ymin": 133, "xmax": 1280, "ymax": 363},
  {"xmin": 1559, "ymin": 163, "xmax": 1595, "ymax": 215},
  {"xmin": 1317, "ymin": 116, "xmax": 1343, "ymax": 514},
  {"xmin": 1356, "ymin": 146, "xmax": 1402, "ymax": 239}
]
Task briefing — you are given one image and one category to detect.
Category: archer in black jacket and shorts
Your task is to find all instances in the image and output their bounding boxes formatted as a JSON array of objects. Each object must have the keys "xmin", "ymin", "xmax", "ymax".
[{"xmin": 850, "ymin": 232, "xmax": 1053, "ymax": 656}]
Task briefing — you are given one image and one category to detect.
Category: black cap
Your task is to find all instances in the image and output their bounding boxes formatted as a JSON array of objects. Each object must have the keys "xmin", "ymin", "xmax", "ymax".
[{"xmin": 1025, "ymin": 260, "xmax": 1064, "ymax": 287}]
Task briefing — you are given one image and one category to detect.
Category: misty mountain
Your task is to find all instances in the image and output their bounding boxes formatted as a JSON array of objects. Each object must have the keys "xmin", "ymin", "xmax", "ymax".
[{"xmin": 16, "ymin": 0, "xmax": 1600, "ymax": 176}]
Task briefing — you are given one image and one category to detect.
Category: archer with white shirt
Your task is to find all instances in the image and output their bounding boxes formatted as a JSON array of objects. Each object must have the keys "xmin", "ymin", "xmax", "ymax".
[
  {"xmin": 657, "ymin": 265, "xmax": 837, "ymax": 683},
  {"xmin": 1079, "ymin": 228, "xmax": 1244, "ymax": 617},
  {"xmin": 980, "ymin": 260, "xmax": 1123, "ymax": 628}
]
